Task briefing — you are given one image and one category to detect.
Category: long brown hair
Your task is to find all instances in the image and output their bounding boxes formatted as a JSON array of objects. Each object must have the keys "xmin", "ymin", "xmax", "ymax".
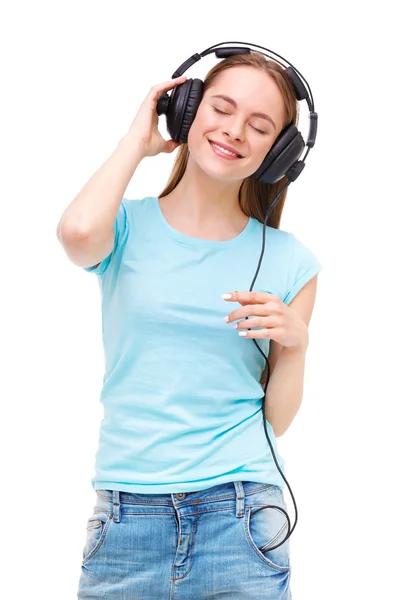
[{"xmin": 158, "ymin": 52, "xmax": 299, "ymax": 230}]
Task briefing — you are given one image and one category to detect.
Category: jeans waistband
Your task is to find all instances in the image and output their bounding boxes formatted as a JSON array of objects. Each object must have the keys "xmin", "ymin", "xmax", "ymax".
[{"xmin": 96, "ymin": 481, "xmax": 275, "ymax": 523}]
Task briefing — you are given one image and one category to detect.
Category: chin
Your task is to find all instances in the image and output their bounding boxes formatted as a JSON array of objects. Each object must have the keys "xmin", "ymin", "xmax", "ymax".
[
  {"xmin": 198, "ymin": 159, "xmax": 241, "ymax": 182},
  {"xmin": 199, "ymin": 142, "xmax": 244, "ymax": 179}
]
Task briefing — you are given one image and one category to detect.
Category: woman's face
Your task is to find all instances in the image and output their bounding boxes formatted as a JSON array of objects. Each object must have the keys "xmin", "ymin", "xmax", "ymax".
[{"xmin": 187, "ymin": 66, "xmax": 287, "ymax": 182}]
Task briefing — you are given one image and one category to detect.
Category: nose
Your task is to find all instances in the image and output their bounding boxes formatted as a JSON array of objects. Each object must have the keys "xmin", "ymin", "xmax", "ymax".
[{"xmin": 221, "ymin": 117, "xmax": 245, "ymax": 142}]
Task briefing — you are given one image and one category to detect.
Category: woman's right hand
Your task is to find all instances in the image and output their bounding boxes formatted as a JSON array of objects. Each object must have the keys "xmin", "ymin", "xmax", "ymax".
[{"xmin": 124, "ymin": 75, "xmax": 187, "ymax": 159}]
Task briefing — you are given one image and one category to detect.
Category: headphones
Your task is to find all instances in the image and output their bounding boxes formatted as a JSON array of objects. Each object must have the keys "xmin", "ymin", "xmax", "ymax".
[{"xmin": 156, "ymin": 40, "xmax": 318, "ymax": 184}]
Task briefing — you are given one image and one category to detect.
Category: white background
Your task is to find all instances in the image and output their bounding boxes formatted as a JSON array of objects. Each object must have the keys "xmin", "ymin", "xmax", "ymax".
[{"xmin": 1, "ymin": 1, "xmax": 399, "ymax": 598}]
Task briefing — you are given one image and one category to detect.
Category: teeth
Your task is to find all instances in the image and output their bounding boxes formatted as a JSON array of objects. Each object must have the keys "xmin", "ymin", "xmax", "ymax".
[{"xmin": 210, "ymin": 142, "xmax": 239, "ymax": 157}]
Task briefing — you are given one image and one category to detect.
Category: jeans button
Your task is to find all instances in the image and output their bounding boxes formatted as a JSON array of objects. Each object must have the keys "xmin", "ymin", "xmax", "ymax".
[{"xmin": 176, "ymin": 493, "xmax": 186, "ymax": 500}]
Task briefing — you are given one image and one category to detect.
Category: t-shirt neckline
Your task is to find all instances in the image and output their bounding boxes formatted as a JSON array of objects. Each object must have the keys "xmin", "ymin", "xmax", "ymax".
[{"xmin": 153, "ymin": 196, "xmax": 255, "ymax": 248}]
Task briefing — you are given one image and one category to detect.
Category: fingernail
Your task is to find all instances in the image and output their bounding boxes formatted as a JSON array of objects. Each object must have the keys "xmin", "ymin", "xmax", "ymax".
[{"xmin": 221, "ymin": 294, "xmax": 232, "ymax": 300}]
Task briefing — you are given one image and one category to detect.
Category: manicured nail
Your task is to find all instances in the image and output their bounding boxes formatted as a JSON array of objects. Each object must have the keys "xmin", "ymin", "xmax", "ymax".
[
  {"xmin": 223, "ymin": 316, "xmax": 229, "ymax": 322},
  {"xmin": 238, "ymin": 331, "xmax": 247, "ymax": 337},
  {"xmin": 221, "ymin": 294, "xmax": 232, "ymax": 300}
]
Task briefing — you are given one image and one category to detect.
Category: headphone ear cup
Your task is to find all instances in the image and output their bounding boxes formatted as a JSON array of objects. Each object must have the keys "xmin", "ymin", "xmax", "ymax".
[
  {"xmin": 178, "ymin": 78, "xmax": 204, "ymax": 143},
  {"xmin": 167, "ymin": 78, "xmax": 204, "ymax": 143},
  {"xmin": 251, "ymin": 125, "xmax": 305, "ymax": 184}
]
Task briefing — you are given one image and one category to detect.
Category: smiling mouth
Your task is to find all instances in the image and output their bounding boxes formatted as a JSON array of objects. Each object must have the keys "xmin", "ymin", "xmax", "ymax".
[{"xmin": 208, "ymin": 140, "xmax": 244, "ymax": 159}]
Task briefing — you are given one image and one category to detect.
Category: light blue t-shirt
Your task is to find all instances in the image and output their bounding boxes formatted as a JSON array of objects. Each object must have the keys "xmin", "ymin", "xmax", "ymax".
[{"xmin": 84, "ymin": 196, "xmax": 322, "ymax": 494}]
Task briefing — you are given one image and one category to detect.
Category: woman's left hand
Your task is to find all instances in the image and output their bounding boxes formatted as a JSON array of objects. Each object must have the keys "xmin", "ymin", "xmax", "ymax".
[{"xmin": 222, "ymin": 291, "xmax": 309, "ymax": 351}]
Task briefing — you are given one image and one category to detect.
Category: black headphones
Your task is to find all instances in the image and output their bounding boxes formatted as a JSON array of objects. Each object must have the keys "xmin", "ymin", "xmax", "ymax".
[{"xmin": 156, "ymin": 40, "xmax": 318, "ymax": 184}]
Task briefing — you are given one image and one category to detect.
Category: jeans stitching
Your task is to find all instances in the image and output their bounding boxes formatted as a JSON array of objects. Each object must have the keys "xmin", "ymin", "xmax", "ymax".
[
  {"xmin": 96, "ymin": 483, "xmax": 275, "ymax": 505},
  {"xmin": 82, "ymin": 515, "xmax": 112, "ymax": 566},
  {"xmin": 259, "ymin": 519, "xmax": 289, "ymax": 552},
  {"xmin": 244, "ymin": 507, "xmax": 290, "ymax": 573}
]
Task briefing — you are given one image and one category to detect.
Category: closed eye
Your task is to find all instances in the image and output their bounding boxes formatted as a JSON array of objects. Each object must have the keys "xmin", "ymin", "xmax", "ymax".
[
  {"xmin": 212, "ymin": 107, "xmax": 267, "ymax": 135},
  {"xmin": 213, "ymin": 107, "xmax": 228, "ymax": 115}
]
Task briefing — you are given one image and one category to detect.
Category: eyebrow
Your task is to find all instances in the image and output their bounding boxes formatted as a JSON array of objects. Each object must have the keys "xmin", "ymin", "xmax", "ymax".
[{"xmin": 210, "ymin": 94, "xmax": 276, "ymax": 130}]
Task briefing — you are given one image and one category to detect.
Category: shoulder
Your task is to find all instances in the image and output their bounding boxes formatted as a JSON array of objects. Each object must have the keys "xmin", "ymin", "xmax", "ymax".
[
  {"xmin": 119, "ymin": 196, "xmax": 157, "ymax": 223},
  {"xmin": 250, "ymin": 219, "xmax": 294, "ymax": 254},
  {"xmin": 122, "ymin": 196, "xmax": 155, "ymax": 212}
]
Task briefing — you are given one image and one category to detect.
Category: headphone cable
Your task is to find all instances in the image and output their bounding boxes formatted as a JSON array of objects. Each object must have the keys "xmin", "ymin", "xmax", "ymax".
[{"xmin": 243, "ymin": 178, "xmax": 299, "ymax": 550}]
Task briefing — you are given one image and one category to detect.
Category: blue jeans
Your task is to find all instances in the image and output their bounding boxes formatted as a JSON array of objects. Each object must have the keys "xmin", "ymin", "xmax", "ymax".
[{"xmin": 77, "ymin": 481, "xmax": 292, "ymax": 599}]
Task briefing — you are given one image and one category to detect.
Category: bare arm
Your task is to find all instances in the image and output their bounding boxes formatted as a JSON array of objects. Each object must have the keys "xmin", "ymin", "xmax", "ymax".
[
  {"xmin": 264, "ymin": 275, "xmax": 318, "ymax": 436},
  {"xmin": 264, "ymin": 346, "xmax": 307, "ymax": 437},
  {"xmin": 56, "ymin": 135, "xmax": 144, "ymax": 240},
  {"xmin": 56, "ymin": 75, "xmax": 186, "ymax": 268}
]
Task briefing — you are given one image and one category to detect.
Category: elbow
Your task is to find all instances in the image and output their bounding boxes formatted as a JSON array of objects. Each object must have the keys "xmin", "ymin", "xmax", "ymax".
[
  {"xmin": 275, "ymin": 429, "xmax": 287, "ymax": 438},
  {"xmin": 270, "ymin": 422, "xmax": 289, "ymax": 438},
  {"xmin": 274, "ymin": 427, "xmax": 284, "ymax": 438},
  {"xmin": 56, "ymin": 218, "xmax": 90, "ymax": 244}
]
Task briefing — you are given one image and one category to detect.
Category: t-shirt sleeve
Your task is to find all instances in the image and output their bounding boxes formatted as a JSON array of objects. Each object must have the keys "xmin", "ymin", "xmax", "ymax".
[
  {"xmin": 83, "ymin": 198, "xmax": 130, "ymax": 277},
  {"xmin": 282, "ymin": 233, "xmax": 323, "ymax": 305}
]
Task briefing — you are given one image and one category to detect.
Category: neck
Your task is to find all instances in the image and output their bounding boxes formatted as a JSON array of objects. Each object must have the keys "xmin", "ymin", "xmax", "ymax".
[{"xmin": 163, "ymin": 156, "xmax": 246, "ymax": 227}]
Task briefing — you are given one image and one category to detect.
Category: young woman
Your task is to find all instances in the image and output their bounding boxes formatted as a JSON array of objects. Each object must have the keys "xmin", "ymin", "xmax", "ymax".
[{"xmin": 58, "ymin": 48, "xmax": 322, "ymax": 599}]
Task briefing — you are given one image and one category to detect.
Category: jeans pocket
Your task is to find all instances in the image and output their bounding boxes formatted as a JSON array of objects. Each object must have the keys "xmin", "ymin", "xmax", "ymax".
[
  {"xmin": 82, "ymin": 512, "xmax": 112, "ymax": 565},
  {"xmin": 244, "ymin": 490, "xmax": 290, "ymax": 573}
]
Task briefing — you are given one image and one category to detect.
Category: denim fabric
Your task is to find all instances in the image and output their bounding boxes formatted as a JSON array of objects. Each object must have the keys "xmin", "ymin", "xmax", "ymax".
[{"xmin": 77, "ymin": 480, "xmax": 292, "ymax": 599}]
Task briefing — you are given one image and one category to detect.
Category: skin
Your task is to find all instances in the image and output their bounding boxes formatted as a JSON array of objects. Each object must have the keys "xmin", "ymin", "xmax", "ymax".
[
  {"xmin": 159, "ymin": 65, "xmax": 286, "ymax": 239},
  {"xmin": 222, "ymin": 291, "xmax": 309, "ymax": 351}
]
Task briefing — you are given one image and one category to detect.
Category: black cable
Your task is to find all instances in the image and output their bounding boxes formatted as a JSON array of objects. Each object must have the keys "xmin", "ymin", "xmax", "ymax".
[{"xmin": 243, "ymin": 179, "xmax": 298, "ymax": 551}]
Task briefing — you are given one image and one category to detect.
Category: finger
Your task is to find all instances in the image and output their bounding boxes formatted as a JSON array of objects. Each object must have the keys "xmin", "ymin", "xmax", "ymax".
[
  {"xmin": 235, "ymin": 316, "xmax": 276, "ymax": 330},
  {"xmin": 237, "ymin": 328, "xmax": 272, "ymax": 339},
  {"xmin": 225, "ymin": 304, "xmax": 268, "ymax": 323},
  {"xmin": 222, "ymin": 291, "xmax": 275, "ymax": 305},
  {"xmin": 149, "ymin": 75, "xmax": 187, "ymax": 98}
]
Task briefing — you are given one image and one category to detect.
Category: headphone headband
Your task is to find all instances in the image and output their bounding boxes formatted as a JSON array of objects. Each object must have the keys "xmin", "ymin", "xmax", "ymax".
[{"xmin": 170, "ymin": 41, "xmax": 317, "ymax": 150}]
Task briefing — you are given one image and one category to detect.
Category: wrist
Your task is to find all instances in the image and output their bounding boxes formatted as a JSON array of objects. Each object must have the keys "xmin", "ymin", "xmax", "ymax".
[{"xmin": 118, "ymin": 133, "xmax": 146, "ymax": 162}]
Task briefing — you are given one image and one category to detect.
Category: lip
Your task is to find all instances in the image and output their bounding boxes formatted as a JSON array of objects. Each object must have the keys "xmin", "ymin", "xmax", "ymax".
[{"xmin": 208, "ymin": 139, "xmax": 243, "ymax": 158}]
